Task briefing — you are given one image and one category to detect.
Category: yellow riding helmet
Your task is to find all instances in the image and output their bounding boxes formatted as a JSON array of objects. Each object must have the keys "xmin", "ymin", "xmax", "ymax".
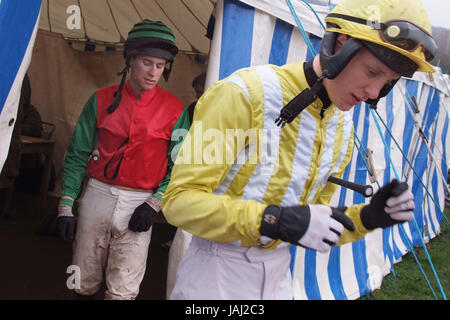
[{"xmin": 325, "ymin": 0, "xmax": 436, "ymax": 73}]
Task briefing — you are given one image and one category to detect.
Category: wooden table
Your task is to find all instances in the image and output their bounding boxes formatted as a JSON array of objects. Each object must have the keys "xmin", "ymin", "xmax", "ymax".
[{"xmin": 20, "ymin": 135, "xmax": 55, "ymax": 218}]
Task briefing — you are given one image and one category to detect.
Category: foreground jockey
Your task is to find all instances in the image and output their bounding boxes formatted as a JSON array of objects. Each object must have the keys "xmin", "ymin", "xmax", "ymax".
[{"xmin": 162, "ymin": 0, "xmax": 436, "ymax": 299}]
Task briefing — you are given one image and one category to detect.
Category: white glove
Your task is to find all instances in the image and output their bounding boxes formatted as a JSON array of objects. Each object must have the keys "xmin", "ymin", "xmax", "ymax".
[
  {"xmin": 298, "ymin": 204, "xmax": 345, "ymax": 253},
  {"xmin": 260, "ymin": 204, "xmax": 354, "ymax": 252}
]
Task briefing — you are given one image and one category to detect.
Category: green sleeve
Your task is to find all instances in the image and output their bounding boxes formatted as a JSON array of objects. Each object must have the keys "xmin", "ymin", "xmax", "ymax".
[
  {"xmin": 153, "ymin": 108, "xmax": 190, "ymax": 201},
  {"xmin": 60, "ymin": 93, "xmax": 97, "ymax": 207}
]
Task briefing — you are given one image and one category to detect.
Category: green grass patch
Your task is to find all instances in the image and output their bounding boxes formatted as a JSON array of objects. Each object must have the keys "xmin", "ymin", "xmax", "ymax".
[{"xmin": 360, "ymin": 208, "xmax": 450, "ymax": 300}]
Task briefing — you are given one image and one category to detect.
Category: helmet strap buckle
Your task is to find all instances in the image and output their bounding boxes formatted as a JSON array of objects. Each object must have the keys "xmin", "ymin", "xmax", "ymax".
[{"xmin": 275, "ymin": 77, "xmax": 325, "ymax": 128}]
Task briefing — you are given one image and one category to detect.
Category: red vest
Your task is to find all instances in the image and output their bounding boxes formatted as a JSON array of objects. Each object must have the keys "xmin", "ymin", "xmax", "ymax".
[{"xmin": 87, "ymin": 82, "xmax": 184, "ymax": 190}]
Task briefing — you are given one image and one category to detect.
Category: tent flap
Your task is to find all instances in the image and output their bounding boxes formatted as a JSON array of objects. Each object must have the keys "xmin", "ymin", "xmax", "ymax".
[{"xmin": 0, "ymin": 0, "xmax": 41, "ymax": 172}]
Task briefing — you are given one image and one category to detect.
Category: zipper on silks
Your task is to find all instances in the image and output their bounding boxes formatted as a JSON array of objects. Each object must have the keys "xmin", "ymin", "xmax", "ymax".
[
  {"xmin": 320, "ymin": 105, "xmax": 326, "ymax": 119},
  {"xmin": 314, "ymin": 106, "xmax": 327, "ymax": 197}
]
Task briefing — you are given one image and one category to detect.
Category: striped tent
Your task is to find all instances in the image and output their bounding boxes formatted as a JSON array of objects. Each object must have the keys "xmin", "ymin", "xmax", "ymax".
[
  {"xmin": 0, "ymin": 0, "xmax": 41, "ymax": 171},
  {"xmin": 202, "ymin": 0, "xmax": 449, "ymax": 299}
]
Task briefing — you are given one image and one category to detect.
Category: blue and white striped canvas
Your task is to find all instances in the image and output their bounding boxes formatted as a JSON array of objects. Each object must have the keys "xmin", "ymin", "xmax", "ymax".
[
  {"xmin": 207, "ymin": 0, "xmax": 449, "ymax": 300},
  {"xmin": 0, "ymin": 0, "xmax": 42, "ymax": 171}
]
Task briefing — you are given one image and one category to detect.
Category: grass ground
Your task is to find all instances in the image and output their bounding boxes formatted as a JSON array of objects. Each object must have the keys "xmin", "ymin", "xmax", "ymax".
[{"xmin": 360, "ymin": 208, "xmax": 450, "ymax": 300}]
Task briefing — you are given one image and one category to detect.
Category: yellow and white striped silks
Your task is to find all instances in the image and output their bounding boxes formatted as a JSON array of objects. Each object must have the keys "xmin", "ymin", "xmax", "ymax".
[{"xmin": 162, "ymin": 61, "xmax": 369, "ymax": 249}]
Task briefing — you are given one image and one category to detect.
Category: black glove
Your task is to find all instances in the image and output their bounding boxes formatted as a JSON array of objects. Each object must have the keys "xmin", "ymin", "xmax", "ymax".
[
  {"xmin": 361, "ymin": 179, "xmax": 413, "ymax": 230},
  {"xmin": 260, "ymin": 204, "xmax": 355, "ymax": 252},
  {"xmin": 56, "ymin": 216, "xmax": 76, "ymax": 242},
  {"xmin": 128, "ymin": 202, "xmax": 159, "ymax": 232}
]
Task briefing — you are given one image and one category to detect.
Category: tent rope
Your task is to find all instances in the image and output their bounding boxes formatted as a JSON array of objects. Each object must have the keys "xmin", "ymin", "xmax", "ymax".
[
  {"xmin": 373, "ymin": 108, "xmax": 450, "ymax": 226},
  {"xmin": 370, "ymin": 107, "xmax": 447, "ymax": 300},
  {"xmin": 399, "ymin": 81, "xmax": 450, "ymax": 192},
  {"xmin": 285, "ymin": 0, "xmax": 317, "ymax": 55},
  {"xmin": 299, "ymin": 0, "xmax": 326, "ymax": 30},
  {"xmin": 354, "ymin": 132, "xmax": 399, "ymax": 281}
]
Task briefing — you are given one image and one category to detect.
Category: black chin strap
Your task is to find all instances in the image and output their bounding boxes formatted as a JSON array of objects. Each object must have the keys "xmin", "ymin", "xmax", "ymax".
[
  {"xmin": 106, "ymin": 64, "xmax": 129, "ymax": 114},
  {"xmin": 275, "ymin": 60, "xmax": 330, "ymax": 128},
  {"xmin": 163, "ymin": 61, "xmax": 173, "ymax": 82},
  {"xmin": 275, "ymin": 78, "xmax": 325, "ymax": 127}
]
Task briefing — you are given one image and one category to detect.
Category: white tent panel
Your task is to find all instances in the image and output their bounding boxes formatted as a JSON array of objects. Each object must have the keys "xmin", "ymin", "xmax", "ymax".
[
  {"xmin": 240, "ymin": 0, "xmax": 328, "ymax": 37},
  {"xmin": 80, "ymin": 0, "xmax": 121, "ymax": 43},
  {"xmin": 183, "ymin": 0, "xmax": 216, "ymax": 27},
  {"xmin": 39, "ymin": 0, "xmax": 216, "ymax": 53},
  {"xmin": 131, "ymin": 0, "xmax": 193, "ymax": 51},
  {"xmin": 157, "ymin": 0, "xmax": 210, "ymax": 53},
  {"xmin": 103, "ymin": 0, "xmax": 142, "ymax": 41}
]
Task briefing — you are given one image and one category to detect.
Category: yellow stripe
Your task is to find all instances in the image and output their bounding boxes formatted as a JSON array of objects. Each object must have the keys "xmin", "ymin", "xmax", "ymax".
[
  {"xmin": 223, "ymin": 68, "xmax": 264, "ymax": 199},
  {"xmin": 299, "ymin": 111, "xmax": 322, "ymax": 204},
  {"xmin": 261, "ymin": 63, "xmax": 307, "ymax": 206},
  {"xmin": 310, "ymin": 109, "xmax": 344, "ymax": 203}
]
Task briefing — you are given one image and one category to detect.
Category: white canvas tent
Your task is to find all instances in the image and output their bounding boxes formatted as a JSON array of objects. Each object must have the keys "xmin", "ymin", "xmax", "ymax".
[{"xmin": 0, "ymin": 0, "xmax": 448, "ymax": 300}]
